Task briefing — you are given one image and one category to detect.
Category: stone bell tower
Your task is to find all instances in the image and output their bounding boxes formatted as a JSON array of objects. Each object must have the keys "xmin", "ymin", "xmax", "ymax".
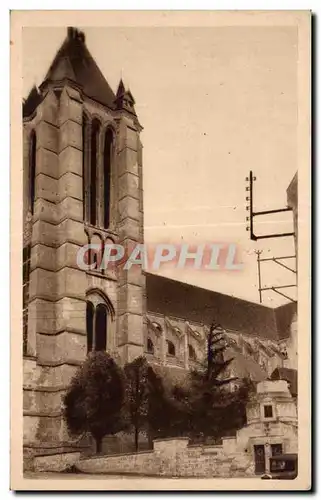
[{"xmin": 23, "ymin": 27, "xmax": 146, "ymax": 463}]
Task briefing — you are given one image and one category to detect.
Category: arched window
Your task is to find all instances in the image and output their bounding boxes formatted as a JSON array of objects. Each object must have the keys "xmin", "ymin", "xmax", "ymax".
[
  {"xmin": 82, "ymin": 113, "xmax": 88, "ymax": 221},
  {"xmin": 103, "ymin": 129, "xmax": 113, "ymax": 229},
  {"xmin": 86, "ymin": 290, "xmax": 114, "ymax": 354},
  {"xmin": 29, "ymin": 130, "xmax": 37, "ymax": 214},
  {"xmin": 95, "ymin": 304, "xmax": 107, "ymax": 351},
  {"xmin": 147, "ymin": 337, "xmax": 154, "ymax": 354},
  {"xmin": 89, "ymin": 120, "xmax": 100, "ymax": 226},
  {"xmin": 167, "ymin": 340, "xmax": 175, "ymax": 356},
  {"xmin": 83, "ymin": 117, "xmax": 114, "ymax": 229},
  {"xmin": 86, "ymin": 301, "xmax": 94, "ymax": 353},
  {"xmin": 188, "ymin": 344, "xmax": 196, "ymax": 361}
]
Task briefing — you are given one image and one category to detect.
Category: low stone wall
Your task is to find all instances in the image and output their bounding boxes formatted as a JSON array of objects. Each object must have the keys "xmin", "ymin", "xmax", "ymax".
[
  {"xmin": 101, "ymin": 431, "xmax": 151, "ymax": 455},
  {"xmin": 76, "ymin": 438, "xmax": 254, "ymax": 478},
  {"xmin": 34, "ymin": 451, "xmax": 81, "ymax": 472}
]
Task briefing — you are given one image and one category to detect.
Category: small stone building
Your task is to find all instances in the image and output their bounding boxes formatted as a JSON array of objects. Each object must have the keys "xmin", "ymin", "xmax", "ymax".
[{"xmin": 225, "ymin": 379, "xmax": 298, "ymax": 475}]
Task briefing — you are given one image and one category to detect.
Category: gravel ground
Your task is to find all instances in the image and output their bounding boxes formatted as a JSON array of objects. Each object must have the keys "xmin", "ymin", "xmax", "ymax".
[{"xmin": 21, "ymin": 472, "xmax": 221, "ymax": 490}]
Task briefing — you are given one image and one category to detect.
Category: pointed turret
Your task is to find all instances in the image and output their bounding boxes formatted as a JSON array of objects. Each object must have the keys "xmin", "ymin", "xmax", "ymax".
[
  {"xmin": 114, "ymin": 79, "xmax": 137, "ymax": 116},
  {"xmin": 116, "ymin": 78, "xmax": 125, "ymax": 100},
  {"xmin": 39, "ymin": 27, "xmax": 116, "ymax": 109},
  {"xmin": 23, "ymin": 85, "xmax": 42, "ymax": 118}
]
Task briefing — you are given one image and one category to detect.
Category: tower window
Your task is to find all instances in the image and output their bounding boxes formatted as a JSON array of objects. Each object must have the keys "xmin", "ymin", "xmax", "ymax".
[
  {"xmin": 147, "ymin": 337, "xmax": 154, "ymax": 354},
  {"xmin": 89, "ymin": 120, "xmax": 100, "ymax": 226},
  {"xmin": 83, "ymin": 117, "xmax": 114, "ymax": 229},
  {"xmin": 86, "ymin": 301, "xmax": 94, "ymax": 353},
  {"xmin": 95, "ymin": 303, "xmax": 107, "ymax": 352},
  {"xmin": 188, "ymin": 344, "xmax": 196, "ymax": 361},
  {"xmin": 82, "ymin": 113, "xmax": 88, "ymax": 222},
  {"xmin": 86, "ymin": 295, "xmax": 112, "ymax": 353},
  {"xmin": 167, "ymin": 340, "xmax": 175, "ymax": 357},
  {"xmin": 29, "ymin": 130, "xmax": 37, "ymax": 214},
  {"xmin": 103, "ymin": 129, "xmax": 113, "ymax": 229}
]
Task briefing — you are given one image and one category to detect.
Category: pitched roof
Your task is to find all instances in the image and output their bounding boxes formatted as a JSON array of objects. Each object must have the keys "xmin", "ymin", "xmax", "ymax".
[
  {"xmin": 225, "ymin": 347, "xmax": 267, "ymax": 382},
  {"xmin": 275, "ymin": 301, "xmax": 297, "ymax": 340},
  {"xmin": 41, "ymin": 27, "xmax": 116, "ymax": 109},
  {"xmin": 145, "ymin": 272, "xmax": 297, "ymax": 341},
  {"xmin": 151, "ymin": 350, "xmax": 266, "ymax": 390}
]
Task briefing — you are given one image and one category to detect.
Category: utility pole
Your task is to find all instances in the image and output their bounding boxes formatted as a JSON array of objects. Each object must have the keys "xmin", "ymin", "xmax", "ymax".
[
  {"xmin": 255, "ymin": 250, "xmax": 263, "ymax": 304},
  {"xmin": 245, "ymin": 171, "xmax": 297, "ymax": 304}
]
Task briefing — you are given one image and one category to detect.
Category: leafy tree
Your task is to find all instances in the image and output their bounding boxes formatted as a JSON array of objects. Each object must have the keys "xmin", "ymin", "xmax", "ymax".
[
  {"xmin": 123, "ymin": 356, "xmax": 149, "ymax": 451},
  {"xmin": 168, "ymin": 383, "xmax": 193, "ymax": 437},
  {"xmin": 146, "ymin": 364, "xmax": 173, "ymax": 440},
  {"xmin": 63, "ymin": 351, "xmax": 125, "ymax": 453},
  {"xmin": 124, "ymin": 356, "xmax": 172, "ymax": 450}
]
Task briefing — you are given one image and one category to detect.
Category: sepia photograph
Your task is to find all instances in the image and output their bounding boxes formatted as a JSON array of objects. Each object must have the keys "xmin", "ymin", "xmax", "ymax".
[{"xmin": 10, "ymin": 10, "xmax": 311, "ymax": 491}]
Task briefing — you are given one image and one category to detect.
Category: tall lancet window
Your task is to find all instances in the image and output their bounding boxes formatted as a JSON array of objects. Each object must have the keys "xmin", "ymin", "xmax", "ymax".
[
  {"xmin": 86, "ymin": 301, "xmax": 94, "ymax": 353},
  {"xmin": 103, "ymin": 129, "xmax": 113, "ymax": 229},
  {"xmin": 86, "ymin": 296, "xmax": 112, "ymax": 353},
  {"xmin": 82, "ymin": 113, "xmax": 88, "ymax": 222},
  {"xmin": 95, "ymin": 304, "xmax": 107, "ymax": 351},
  {"xmin": 29, "ymin": 130, "xmax": 37, "ymax": 214},
  {"xmin": 89, "ymin": 119, "xmax": 101, "ymax": 226}
]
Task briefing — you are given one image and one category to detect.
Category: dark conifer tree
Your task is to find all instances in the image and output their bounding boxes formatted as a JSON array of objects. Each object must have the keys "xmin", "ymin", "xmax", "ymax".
[{"xmin": 171, "ymin": 322, "xmax": 253, "ymax": 441}]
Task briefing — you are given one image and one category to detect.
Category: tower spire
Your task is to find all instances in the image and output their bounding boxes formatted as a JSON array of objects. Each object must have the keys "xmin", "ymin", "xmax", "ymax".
[
  {"xmin": 116, "ymin": 78, "xmax": 125, "ymax": 100},
  {"xmin": 38, "ymin": 27, "xmax": 115, "ymax": 110},
  {"xmin": 114, "ymin": 79, "xmax": 136, "ymax": 116}
]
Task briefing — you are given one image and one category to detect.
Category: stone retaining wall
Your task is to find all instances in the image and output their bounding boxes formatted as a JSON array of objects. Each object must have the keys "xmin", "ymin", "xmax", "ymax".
[
  {"xmin": 76, "ymin": 438, "xmax": 254, "ymax": 478},
  {"xmin": 35, "ymin": 451, "xmax": 81, "ymax": 472}
]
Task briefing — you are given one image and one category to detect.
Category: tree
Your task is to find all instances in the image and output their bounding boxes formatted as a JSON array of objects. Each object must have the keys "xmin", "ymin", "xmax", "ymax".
[
  {"xmin": 123, "ymin": 356, "xmax": 172, "ymax": 450},
  {"xmin": 217, "ymin": 377, "xmax": 255, "ymax": 435},
  {"xmin": 205, "ymin": 322, "xmax": 237, "ymax": 384},
  {"xmin": 146, "ymin": 364, "xmax": 173, "ymax": 440},
  {"xmin": 170, "ymin": 322, "xmax": 252, "ymax": 441},
  {"xmin": 123, "ymin": 356, "xmax": 149, "ymax": 451},
  {"xmin": 63, "ymin": 351, "xmax": 125, "ymax": 453},
  {"xmin": 169, "ymin": 383, "xmax": 193, "ymax": 437}
]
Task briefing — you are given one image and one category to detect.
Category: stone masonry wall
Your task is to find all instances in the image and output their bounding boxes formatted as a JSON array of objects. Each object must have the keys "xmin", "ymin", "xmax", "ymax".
[{"xmin": 76, "ymin": 438, "xmax": 254, "ymax": 478}]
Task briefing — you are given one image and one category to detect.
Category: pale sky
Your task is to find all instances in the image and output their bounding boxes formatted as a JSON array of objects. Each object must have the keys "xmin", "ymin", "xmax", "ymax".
[{"xmin": 23, "ymin": 26, "xmax": 298, "ymax": 307}]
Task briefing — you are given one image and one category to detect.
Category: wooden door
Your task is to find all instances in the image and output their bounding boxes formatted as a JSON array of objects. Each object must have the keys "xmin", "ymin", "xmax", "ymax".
[{"xmin": 254, "ymin": 444, "xmax": 266, "ymax": 474}]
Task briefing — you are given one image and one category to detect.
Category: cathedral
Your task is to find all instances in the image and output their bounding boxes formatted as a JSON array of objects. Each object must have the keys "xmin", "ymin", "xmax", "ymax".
[{"xmin": 22, "ymin": 27, "xmax": 298, "ymax": 462}]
